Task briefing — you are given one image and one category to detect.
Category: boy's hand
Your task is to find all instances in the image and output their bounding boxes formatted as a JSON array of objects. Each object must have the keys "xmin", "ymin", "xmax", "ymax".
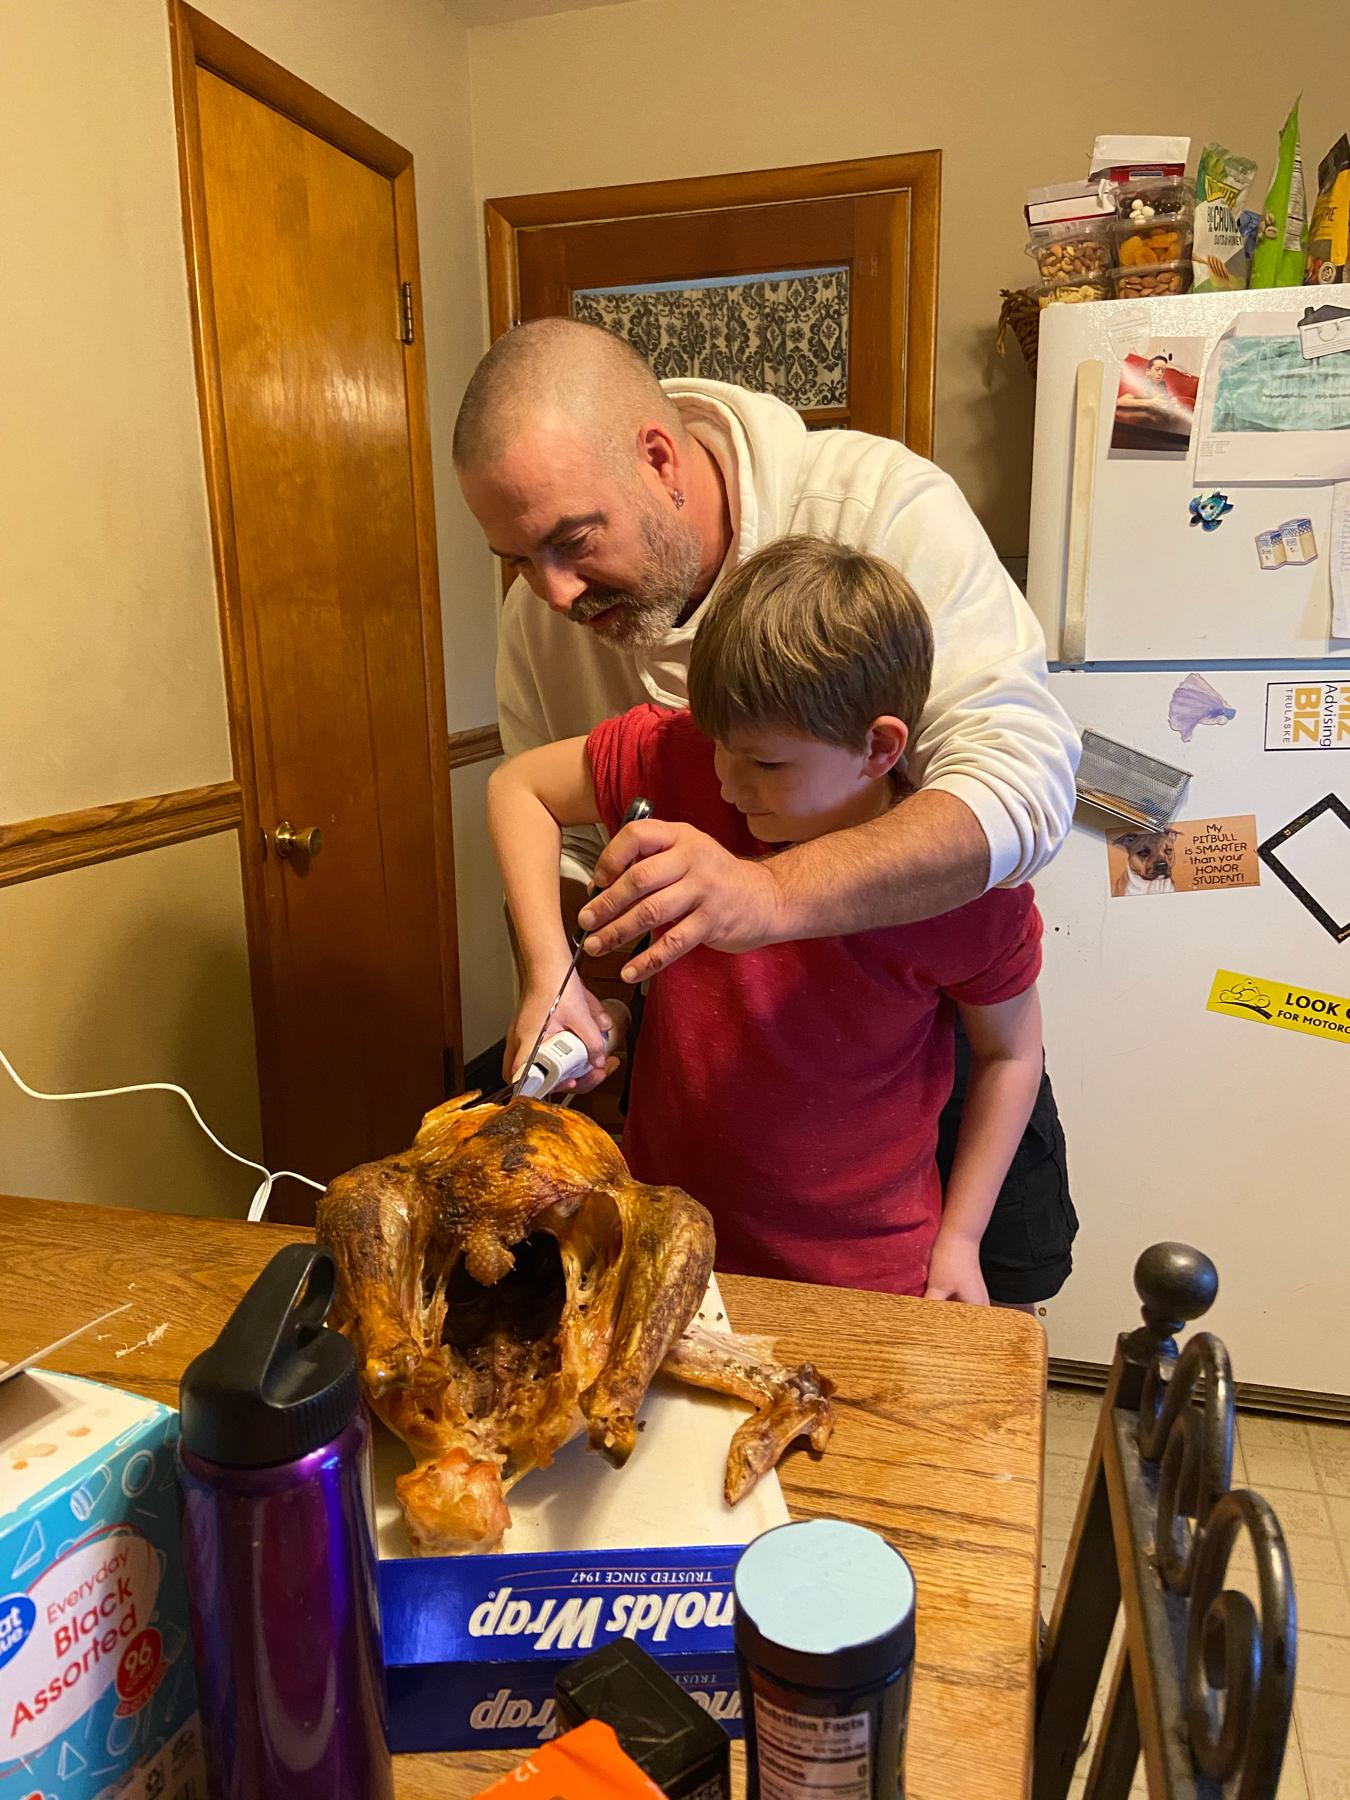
[
  {"xmin": 505, "ymin": 976, "xmax": 618, "ymax": 1097},
  {"xmin": 577, "ymin": 820, "xmax": 784, "ymax": 982},
  {"xmin": 923, "ymin": 1229, "xmax": 990, "ymax": 1306}
]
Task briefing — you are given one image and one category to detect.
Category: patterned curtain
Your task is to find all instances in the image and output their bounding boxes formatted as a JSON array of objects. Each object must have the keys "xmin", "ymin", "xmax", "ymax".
[{"xmin": 571, "ymin": 268, "xmax": 849, "ymax": 410}]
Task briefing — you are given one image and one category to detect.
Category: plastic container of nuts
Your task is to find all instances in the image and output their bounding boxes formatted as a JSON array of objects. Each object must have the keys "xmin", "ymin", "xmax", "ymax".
[
  {"xmin": 1035, "ymin": 276, "xmax": 1109, "ymax": 308},
  {"xmin": 1109, "ymin": 261, "xmax": 1192, "ymax": 299},
  {"xmin": 1115, "ymin": 175, "xmax": 1194, "ymax": 222},
  {"xmin": 1026, "ymin": 219, "xmax": 1113, "ymax": 282}
]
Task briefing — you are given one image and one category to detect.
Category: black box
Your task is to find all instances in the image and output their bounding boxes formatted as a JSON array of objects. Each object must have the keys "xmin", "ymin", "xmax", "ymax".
[{"xmin": 555, "ymin": 1639, "xmax": 732, "ymax": 1800}]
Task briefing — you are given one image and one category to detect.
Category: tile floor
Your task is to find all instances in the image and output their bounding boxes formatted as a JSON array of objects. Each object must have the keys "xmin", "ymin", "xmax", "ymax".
[{"xmin": 1042, "ymin": 1388, "xmax": 1350, "ymax": 1799}]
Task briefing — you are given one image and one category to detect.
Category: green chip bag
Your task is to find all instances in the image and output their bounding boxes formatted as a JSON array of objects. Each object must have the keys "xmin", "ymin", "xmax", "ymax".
[
  {"xmin": 1194, "ymin": 143, "xmax": 1258, "ymax": 290},
  {"xmin": 1251, "ymin": 100, "xmax": 1308, "ymax": 287}
]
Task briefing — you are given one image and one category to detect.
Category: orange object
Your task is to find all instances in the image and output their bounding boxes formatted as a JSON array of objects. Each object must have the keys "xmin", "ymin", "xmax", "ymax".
[{"xmin": 471, "ymin": 1722, "xmax": 667, "ymax": 1800}]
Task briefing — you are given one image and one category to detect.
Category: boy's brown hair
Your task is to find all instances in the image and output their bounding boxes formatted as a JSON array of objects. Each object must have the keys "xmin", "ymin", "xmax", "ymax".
[{"xmin": 688, "ymin": 536, "xmax": 934, "ymax": 752}]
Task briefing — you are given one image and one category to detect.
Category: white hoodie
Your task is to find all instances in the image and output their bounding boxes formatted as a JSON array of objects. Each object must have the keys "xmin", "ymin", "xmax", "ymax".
[{"xmin": 496, "ymin": 378, "xmax": 1080, "ymax": 890}]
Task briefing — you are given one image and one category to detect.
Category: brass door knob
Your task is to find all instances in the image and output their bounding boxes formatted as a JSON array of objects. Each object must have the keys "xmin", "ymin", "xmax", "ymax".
[{"xmin": 273, "ymin": 820, "xmax": 323, "ymax": 860}]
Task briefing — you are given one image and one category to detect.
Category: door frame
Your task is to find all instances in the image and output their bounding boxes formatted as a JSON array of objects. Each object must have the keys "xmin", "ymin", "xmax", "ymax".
[
  {"xmin": 484, "ymin": 151, "xmax": 941, "ymax": 457},
  {"xmin": 167, "ymin": 2, "xmax": 463, "ymax": 1162}
]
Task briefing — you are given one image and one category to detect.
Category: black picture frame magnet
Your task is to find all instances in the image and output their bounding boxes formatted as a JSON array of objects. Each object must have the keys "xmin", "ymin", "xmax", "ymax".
[{"xmin": 1257, "ymin": 793, "xmax": 1350, "ymax": 945}]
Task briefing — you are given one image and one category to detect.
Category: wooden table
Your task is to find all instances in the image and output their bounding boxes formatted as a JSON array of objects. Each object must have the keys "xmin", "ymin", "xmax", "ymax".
[{"xmin": 0, "ymin": 1194, "xmax": 1046, "ymax": 1798}]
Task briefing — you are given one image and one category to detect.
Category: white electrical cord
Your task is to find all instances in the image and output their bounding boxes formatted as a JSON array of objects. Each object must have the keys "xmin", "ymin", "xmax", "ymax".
[{"xmin": 0, "ymin": 1046, "xmax": 323, "ymax": 1222}]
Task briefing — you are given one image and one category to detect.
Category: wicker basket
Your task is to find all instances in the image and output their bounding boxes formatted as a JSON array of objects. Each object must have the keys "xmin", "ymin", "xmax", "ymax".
[{"xmin": 996, "ymin": 287, "xmax": 1040, "ymax": 378}]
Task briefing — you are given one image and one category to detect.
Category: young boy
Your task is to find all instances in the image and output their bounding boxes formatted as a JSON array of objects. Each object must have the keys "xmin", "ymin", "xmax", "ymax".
[{"xmin": 487, "ymin": 537, "xmax": 1046, "ymax": 1306}]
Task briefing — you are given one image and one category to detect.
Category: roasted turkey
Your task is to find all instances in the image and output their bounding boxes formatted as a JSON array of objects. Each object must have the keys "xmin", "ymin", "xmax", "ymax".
[{"xmin": 317, "ymin": 1091, "xmax": 836, "ymax": 1554}]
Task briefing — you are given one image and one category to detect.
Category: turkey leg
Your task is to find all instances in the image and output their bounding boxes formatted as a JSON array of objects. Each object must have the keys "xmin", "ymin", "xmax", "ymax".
[{"xmin": 661, "ymin": 1326, "xmax": 837, "ymax": 1504}]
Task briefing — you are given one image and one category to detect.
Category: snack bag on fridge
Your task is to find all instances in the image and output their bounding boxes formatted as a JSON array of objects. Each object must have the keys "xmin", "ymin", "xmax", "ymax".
[{"xmin": 1251, "ymin": 100, "xmax": 1308, "ymax": 287}]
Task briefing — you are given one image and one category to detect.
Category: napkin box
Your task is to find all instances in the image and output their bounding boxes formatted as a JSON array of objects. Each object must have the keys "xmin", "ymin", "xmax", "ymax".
[
  {"xmin": 0, "ymin": 1370, "xmax": 205, "ymax": 1800},
  {"xmin": 380, "ymin": 1543, "xmax": 744, "ymax": 1754}
]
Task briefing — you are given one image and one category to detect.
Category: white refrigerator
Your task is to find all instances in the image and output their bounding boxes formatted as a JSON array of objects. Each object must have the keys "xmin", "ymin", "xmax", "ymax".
[{"xmin": 1025, "ymin": 284, "xmax": 1350, "ymax": 1405}]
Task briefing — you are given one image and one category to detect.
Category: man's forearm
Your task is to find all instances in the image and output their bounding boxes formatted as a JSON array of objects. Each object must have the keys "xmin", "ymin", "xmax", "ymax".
[{"xmin": 766, "ymin": 791, "xmax": 991, "ymax": 942}]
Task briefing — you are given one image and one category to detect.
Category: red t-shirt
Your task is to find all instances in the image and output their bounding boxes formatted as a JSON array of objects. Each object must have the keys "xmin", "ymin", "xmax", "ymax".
[{"xmin": 586, "ymin": 707, "xmax": 1042, "ymax": 1297}]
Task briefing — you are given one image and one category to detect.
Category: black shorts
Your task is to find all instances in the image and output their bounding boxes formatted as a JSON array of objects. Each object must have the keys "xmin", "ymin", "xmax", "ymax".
[{"xmin": 935, "ymin": 1020, "xmax": 1078, "ymax": 1305}]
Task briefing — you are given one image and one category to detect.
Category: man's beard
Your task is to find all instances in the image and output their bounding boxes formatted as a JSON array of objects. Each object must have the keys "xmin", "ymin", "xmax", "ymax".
[{"xmin": 567, "ymin": 504, "xmax": 701, "ymax": 649}]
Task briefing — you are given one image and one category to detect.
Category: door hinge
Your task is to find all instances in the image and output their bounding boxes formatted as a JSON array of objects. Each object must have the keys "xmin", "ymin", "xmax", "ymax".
[{"xmin": 399, "ymin": 281, "xmax": 415, "ymax": 344}]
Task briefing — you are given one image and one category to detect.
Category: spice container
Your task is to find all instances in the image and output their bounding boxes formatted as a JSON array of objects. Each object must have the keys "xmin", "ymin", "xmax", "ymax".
[
  {"xmin": 735, "ymin": 1520, "xmax": 916, "ymax": 1800},
  {"xmin": 1026, "ymin": 219, "xmax": 1112, "ymax": 281},
  {"xmin": 1110, "ymin": 260, "xmax": 1192, "ymax": 298},
  {"xmin": 1035, "ymin": 276, "xmax": 1108, "ymax": 307}
]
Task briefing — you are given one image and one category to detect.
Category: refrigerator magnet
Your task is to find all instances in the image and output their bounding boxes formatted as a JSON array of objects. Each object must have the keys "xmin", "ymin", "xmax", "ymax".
[
  {"xmin": 1108, "ymin": 815, "xmax": 1259, "ymax": 899},
  {"xmin": 1208, "ymin": 967, "xmax": 1350, "ymax": 1046},
  {"xmin": 1169, "ymin": 673, "xmax": 1236, "ymax": 744},
  {"xmin": 1189, "ymin": 491, "xmax": 1233, "ymax": 531},
  {"xmin": 1255, "ymin": 519, "xmax": 1318, "ymax": 569},
  {"xmin": 1257, "ymin": 795, "xmax": 1350, "ymax": 943},
  {"xmin": 1264, "ymin": 681, "xmax": 1350, "ymax": 751}
]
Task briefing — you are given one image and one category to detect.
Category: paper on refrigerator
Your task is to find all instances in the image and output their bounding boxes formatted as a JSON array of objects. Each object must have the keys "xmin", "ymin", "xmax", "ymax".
[
  {"xmin": 1194, "ymin": 313, "xmax": 1350, "ymax": 484},
  {"xmin": 372, "ymin": 1275, "xmax": 789, "ymax": 1559},
  {"xmin": 1332, "ymin": 482, "xmax": 1350, "ymax": 637}
]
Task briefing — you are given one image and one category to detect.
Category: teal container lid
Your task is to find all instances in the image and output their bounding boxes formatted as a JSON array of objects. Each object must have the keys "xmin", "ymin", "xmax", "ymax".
[{"xmin": 734, "ymin": 1520, "xmax": 915, "ymax": 1692}]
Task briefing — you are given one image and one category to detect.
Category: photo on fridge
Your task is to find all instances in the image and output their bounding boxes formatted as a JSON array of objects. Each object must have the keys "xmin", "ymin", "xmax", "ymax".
[{"xmin": 1109, "ymin": 337, "xmax": 1204, "ymax": 457}]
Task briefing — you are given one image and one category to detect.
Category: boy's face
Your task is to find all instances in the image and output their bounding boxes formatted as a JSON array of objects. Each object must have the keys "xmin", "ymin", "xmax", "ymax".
[{"xmin": 713, "ymin": 721, "xmax": 905, "ymax": 844}]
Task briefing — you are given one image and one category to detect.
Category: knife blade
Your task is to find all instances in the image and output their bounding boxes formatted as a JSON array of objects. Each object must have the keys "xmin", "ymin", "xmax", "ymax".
[{"xmin": 506, "ymin": 796, "xmax": 652, "ymax": 1101}]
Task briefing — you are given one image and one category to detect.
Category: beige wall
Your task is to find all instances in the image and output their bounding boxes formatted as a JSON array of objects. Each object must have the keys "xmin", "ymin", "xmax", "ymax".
[
  {"xmin": 466, "ymin": 0, "xmax": 1347, "ymax": 554},
  {"xmin": 0, "ymin": 838, "xmax": 265, "ymax": 1218},
  {"xmin": 0, "ymin": 0, "xmax": 511, "ymax": 1216}
]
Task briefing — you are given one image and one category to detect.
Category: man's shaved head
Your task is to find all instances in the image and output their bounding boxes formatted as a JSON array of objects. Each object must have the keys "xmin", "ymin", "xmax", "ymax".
[
  {"xmin": 453, "ymin": 317, "xmax": 685, "ymax": 472},
  {"xmin": 453, "ymin": 317, "xmax": 712, "ymax": 649}
]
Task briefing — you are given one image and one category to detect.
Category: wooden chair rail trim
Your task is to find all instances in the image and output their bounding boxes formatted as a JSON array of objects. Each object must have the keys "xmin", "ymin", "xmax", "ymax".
[
  {"xmin": 447, "ymin": 725, "xmax": 503, "ymax": 771},
  {"xmin": 0, "ymin": 782, "xmax": 243, "ymax": 888},
  {"xmin": 170, "ymin": 3, "xmax": 410, "ymax": 178},
  {"xmin": 486, "ymin": 150, "xmax": 943, "ymax": 231}
]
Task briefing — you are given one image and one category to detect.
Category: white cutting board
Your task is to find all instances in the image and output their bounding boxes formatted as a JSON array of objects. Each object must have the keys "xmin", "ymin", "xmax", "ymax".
[{"xmin": 374, "ymin": 1275, "xmax": 789, "ymax": 1559}]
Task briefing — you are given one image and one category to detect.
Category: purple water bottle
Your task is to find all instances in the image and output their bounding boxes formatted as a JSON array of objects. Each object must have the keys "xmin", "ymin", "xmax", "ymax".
[{"xmin": 177, "ymin": 1244, "xmax": 393, "ymax": 1800}]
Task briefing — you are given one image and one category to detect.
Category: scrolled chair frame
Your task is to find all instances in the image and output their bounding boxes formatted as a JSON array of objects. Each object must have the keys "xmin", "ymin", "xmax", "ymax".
[{"xmin": 1033, "ymin": 1245, "xmax": 1297, "ymax": 1800}]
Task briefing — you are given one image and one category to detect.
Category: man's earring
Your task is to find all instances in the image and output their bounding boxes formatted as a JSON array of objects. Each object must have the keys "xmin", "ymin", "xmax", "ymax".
[{"xmin": 672, "ymin": 490, "xmax": 686, "ymax": 509}]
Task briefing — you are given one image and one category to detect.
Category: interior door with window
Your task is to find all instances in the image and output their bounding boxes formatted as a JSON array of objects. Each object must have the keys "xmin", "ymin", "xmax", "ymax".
[
  {"xmin": 485, "ymin": 153, "xmax": 940, "ymax": 450},
  {"xmin": 172, "ymin": 5, "xmax": 460, "ymax": 1205}
]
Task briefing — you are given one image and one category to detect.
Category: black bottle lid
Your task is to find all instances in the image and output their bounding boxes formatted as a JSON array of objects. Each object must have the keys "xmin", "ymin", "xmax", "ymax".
[{"xmin": 179, "ymin": 1244, "xmax": 358, "ymax": 1468}]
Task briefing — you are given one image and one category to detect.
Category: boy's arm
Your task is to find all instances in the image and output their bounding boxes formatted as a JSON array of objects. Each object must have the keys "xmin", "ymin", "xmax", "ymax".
[
  {"xmin": 925, "ymin": 986, "xmax": 1044, "ymax": 1306},
  {"xmin": 486, "ymin": 739, "xmax": 615, "ymax": 1090}
]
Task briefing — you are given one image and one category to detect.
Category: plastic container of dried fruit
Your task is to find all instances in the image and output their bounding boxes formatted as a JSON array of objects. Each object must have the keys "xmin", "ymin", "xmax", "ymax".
[
  {"xmin": 1108, "ymin": 261, "xmax": 1193, "ymax": 299},
  {"xmin": 1025, "ymin": 219, "xmax": 1113, "ymax": 280},
  {"xmin": 1034, "ymin": 275, "xmax": 1110, "ymax": 308},
  {"xmin": 1112, "ymin": 214, "xmax": 1192, "ymax": 269}
]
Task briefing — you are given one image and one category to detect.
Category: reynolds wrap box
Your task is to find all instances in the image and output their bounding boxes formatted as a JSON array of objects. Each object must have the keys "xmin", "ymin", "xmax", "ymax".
[
  {"xmin": 381, "ymin": 1544, "xmax": 744, "ymax": 1753},
  {"xmin": 375, "ymin": 1276, "xmax": 784, "ymax": 1755},
  {"xmin": 0, "ymin": 1370, "xmax": 206, "ymax": 1800}
]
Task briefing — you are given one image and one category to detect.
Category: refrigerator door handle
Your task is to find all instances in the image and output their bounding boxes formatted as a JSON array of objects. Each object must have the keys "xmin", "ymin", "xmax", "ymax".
[{"xmin": 1061, "ymin": 359, "xmax": 1103, "ymax": 666}]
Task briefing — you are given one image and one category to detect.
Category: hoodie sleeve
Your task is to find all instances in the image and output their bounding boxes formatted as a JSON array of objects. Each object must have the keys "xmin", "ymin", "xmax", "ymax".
[{"xmin": 863, "ymin": 459, "xmax": 1080, "ymax": 887}]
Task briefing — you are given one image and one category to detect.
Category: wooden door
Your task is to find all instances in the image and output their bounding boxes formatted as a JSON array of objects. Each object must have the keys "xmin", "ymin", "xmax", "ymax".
[
  {"xmin": 485, "ymin": 154, "xmax": 940, "ymax": 451},
  {"xmin": 171, "ymin": 6, "xmax": 460, "ymax": 1204}
]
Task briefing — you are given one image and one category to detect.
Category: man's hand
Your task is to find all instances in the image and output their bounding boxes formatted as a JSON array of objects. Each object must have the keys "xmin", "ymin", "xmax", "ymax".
[
  {"xmin": 577, "ymin": 820, "xmax": 784, "ymax": 983},
  {"xmin": 504, "ymin": 974, "xmax": 618, "ymax": 1096},
  {"xmin": 923, "ymin": 1228, "xmax": 990, "ymax": 1306}
]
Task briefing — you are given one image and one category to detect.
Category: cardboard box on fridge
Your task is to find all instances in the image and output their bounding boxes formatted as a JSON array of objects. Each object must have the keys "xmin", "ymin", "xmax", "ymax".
[
  {"xmin": 376, "ymin": 1279, "xmax": 783, "ymax": 1756},
  {"xmin": 0, "ymin": 1369, "xmax": 206, "ymax": 1800}
]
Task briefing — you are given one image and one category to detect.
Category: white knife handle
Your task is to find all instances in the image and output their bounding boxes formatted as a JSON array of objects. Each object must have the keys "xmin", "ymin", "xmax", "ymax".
[{"xmin": 514, "ymin": 1008, "xmax": 631, "ymax": 1099}]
